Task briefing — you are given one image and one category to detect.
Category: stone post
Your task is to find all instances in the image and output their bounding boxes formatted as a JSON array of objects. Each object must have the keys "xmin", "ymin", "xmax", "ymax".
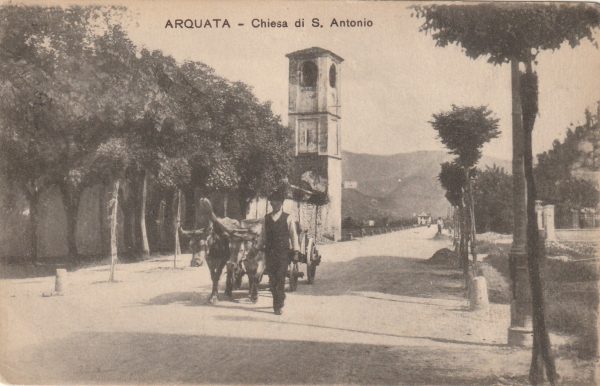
[
  {"xmin": 543, "ymin": 205, "xmax": 556, "ymax": 241},
  {"xmin": 55, "ymin": 269, "xmax": 66, "ymax": 295},
  {"xmin": 507, "ymin": 59, "xmax": 533, "ymax": 347},
  {"xmin": 535, "ymin": 200, "xmax": 544, "ymax": 231}
]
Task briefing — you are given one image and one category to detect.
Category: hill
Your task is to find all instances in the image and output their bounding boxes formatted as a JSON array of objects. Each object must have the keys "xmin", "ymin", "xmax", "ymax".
[{"xmin": 342, "ymin": 150, "xmax": 510, "ymax": 221}]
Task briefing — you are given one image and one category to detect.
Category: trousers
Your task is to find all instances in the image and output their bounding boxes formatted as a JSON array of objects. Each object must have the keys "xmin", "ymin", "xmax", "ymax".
[{"xmin": 267, "ymin": 253, "xmax": 289, "ymax": 310}]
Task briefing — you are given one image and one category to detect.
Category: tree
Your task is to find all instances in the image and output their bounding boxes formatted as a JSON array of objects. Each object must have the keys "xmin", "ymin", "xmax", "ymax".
[
  {"xmin": 415, "ymin": 4, "xmax": 600, "ymax": 384},
  {"xmin": 0, "ymin": 5, "xmax": 142, "ymax": 262},
  {"xmin": 536, "ymin": 105, "xmax": 600, "ymax": 226},
  {"xmin": 472, "ymin": 165, "xmax": 513, "ymax": 234},
  {"xmin": 92, "ymin": 137, "xmax": 130, "ymax": 282},
  {"xmin": 218, "ymin": 82, "xmax": 293, "ymax": 218},
  {"xmin": 0, "ymin": 81, "xmax": 60, "ymax": 262},
  {"xmin": 431, "ymin": 105, "xmax": 500, "ymax": 277},
  {"xmin": 1, "ymin": 6, "xmax": 88, "ymax": 261},
  {"xmin": 439, "ymin": 161, "xmax": 468, "ymax": 277}
]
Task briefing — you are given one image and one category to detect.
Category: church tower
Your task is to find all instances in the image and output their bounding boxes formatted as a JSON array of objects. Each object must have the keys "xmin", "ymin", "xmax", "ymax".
[{"xmin": 286, "ymin": 47, "xmax": 343, "ymax": 241}]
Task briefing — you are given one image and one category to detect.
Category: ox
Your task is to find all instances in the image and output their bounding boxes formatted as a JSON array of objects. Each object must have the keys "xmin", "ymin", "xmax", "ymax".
[
  {"xmin": 225, "ymin": 219, "xmax": 265, "ymax": 303},
  {"xmin": 180, "ymin": 198, "xmax": 266, "ymax": 304},
  {"xmin": 179, "ymin": 221, "xmax": 230, "ymax": 304}
]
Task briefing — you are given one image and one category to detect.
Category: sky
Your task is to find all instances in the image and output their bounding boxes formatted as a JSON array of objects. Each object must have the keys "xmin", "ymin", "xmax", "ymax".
[{"xmin": 99, "ymin": 1, "xmax": 600, "ymax": 160}]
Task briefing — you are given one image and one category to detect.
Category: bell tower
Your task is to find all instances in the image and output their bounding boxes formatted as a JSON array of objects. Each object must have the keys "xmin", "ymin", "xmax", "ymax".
[{"xmin": 286, "ymin": 47, "xmax": 343, "ymax": 240}]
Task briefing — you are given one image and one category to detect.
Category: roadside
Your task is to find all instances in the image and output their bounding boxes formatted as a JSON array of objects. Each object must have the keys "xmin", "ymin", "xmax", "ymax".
[{"xmin": 0, "ymin": 227, "xmax": 595, "ymax": 385}]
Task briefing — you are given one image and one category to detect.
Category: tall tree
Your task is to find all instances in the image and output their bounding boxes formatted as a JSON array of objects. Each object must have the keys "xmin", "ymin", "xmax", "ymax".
[
  {"xmin": 472, "ymin": 165, "xmax": 513, "ymax": 234},
  {"xmin": 0, "ymin": 5, "xmax": 140, "ymax": 261},
  {"xmin": 415, "ymin": 4, "xmax": 600, "ymax": 383},
  {"xmin": 0, "ymin": 65, "xmax": 60, "ymax": 262},
  {"xmin": 535, "ymin": 104, "xmax": 600, "ymax": 226},
  {"xmin": 438, "ymin": 161, "xmax": 468, "ymax": 278},
  {"xmin": 431, "ymin": 105, "xmax": 500, "ymax": 276}
]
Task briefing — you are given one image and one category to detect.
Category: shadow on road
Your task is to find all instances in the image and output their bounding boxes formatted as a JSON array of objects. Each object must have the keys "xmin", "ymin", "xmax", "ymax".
[
  {"xmin": 302, "ymin": 255, "xmax": 465, "ymax": 300},
  {"xmin": 2, "ymin": 331, "xmax": 527, "ymax": 385},
  {"xmin": 211, "ymin": 314, "xmax": 508, "ymax": 348}
]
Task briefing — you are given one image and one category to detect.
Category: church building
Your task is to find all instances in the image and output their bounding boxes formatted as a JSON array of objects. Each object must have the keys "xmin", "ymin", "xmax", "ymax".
[{"xmin": 248, "ymin": 47, "xmax": 343, "ymax": 241}]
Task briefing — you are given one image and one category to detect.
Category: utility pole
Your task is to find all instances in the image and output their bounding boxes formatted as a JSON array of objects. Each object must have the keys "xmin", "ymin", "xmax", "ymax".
[{"xmin": 507, "ymin": 59, "xmax": 533, "ymax": 347}]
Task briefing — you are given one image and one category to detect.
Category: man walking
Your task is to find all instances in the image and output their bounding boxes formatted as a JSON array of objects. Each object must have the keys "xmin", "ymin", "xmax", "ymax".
[{"xmin": 261, "ymin": 187, "xmax": 300, "ymax": 315}]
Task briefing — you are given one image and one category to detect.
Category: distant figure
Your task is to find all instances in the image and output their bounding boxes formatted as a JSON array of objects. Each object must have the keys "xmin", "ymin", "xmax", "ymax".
[{"xmin": 437, "ymin": 217, "xmax": 444, "ymax": 235}]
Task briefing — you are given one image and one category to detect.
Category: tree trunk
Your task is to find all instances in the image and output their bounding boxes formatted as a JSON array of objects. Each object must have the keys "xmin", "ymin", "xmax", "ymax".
[
  {"xmin": 164, "ymin": 190, "xmax": 175, "ymax": 249},
  {"xmin": 184, "ymin": 187, "xmax": 195, "ymax": 228},
  {"xmin": 65, "ymin": 202, "xmax": 79, "ymax": 262},
  {"xmin": 58, "ymin": 183, "xmax": 81, "ymax": 263},
  {"xmin": 157, "ymin": 198, "xmax": 166, "ymax": 253},
  {"xmin": 239, "ymin": 196, "xmax": 249, "ymax": 220},
  {"xmin": 173, "ymin": 189, "xmax": 181, "ymax": 268},
  {"xmin": 139, "ymin": 170, "xmax": 150, "ymax": 258},
  {"xmin": 466, "ymin": 169, "xmax": 478, "ymax": 271},
  {"xmin": 26, "ymin": 190, "xmax": 40, "ymax": 263},
  {"xmin": 521, "ymin": 61, "xmax": 557, "ymax": 385},
  {"xmin": 119, "ymin": 180, "xmax": 138, "ymax": 259},
  {"xmin": 109, "ymin": 178, "xmax": 120, "ymax": 282},
  {"xmin": 460, "ymin": 202, "xmax": 470, "ymax": 289},
  {"xmin": 223, "ymin": 192, "xmax": 228, "ymax": 218},
  {"xmin": 98, "ymin": 183, "xmax": 110, "ymax": 258}
]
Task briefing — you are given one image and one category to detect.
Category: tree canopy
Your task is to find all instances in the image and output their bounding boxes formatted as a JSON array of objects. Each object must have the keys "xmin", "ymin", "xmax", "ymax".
[
  {"xmin": 0, "ymin": 4, "xmax": 293, "ymax": 261},
  {"xmin": 431, "ymin": 105, "xmax": 500, "ymax": 168},
  {"xmin": 414, "ymin": 3, "xmax": 600, "ymax": 63},
  {"xmin": 438, "ymin": 161, "xmax": 465, "ymax": 208}
]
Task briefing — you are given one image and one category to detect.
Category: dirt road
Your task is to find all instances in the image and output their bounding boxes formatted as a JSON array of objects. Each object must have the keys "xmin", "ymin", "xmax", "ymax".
[{"xmin": 0, "ymin": 227, "xmax": 592, "ymax": 385}]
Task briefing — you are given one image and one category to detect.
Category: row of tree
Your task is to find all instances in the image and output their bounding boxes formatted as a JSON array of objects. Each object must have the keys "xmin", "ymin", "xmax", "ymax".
[
  {"xmin": 469, "ymin": 104, "xmax": 600, "ymax": 235},
  {"xmin": 536, "ymin": 103, "xmax": 600, "ymax": 226},
  {"xmin": 415, "ymin": 3, "xmax": 599, "ymax": 384},
  {"xmin": 433, "ymin": 105, "xmax": 500, "ymax": 283},
  {"xmin": 0, "ymin": 5, "xmax": 293, "ymax": 267}
]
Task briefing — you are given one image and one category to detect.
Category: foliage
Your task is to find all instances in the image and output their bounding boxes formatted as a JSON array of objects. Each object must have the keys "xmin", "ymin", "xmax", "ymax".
[
  {"xmin": 472, "ymin": 165, "xmax": 513, "ymax": 234},
  {"xmin": 413, "ymin": 3, "xmax": 600, "ymax": 64},
  {"xmin": 432, "ymin": 105, "xmax": 500, "ymax": 274},
  {"xmin": 417, "ymin": 5, "xmax": 600, "ymax": 380},
  {"xmin": 1, "ymin": 3, "xmax": 294, "ymax": 261},
  {"xmin": 431, "ymin": 105, "xmax": 500, "ymax": 168},
  {"xmin": 438, "ymin": 161, "xmax": 465, "ymax": 207},
  {"xmin": 535, "ymin": 104, "xmax": 600, "ymax": 212},
  {"xmin": 483, "ymin": 251, "xmax": 598, "ymax": 359}
]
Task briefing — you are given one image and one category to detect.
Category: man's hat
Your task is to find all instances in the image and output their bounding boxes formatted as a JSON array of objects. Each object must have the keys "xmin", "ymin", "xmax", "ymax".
[{"xmin": 268, "ymin": 186, "xmax": 287, "ymax": 201}]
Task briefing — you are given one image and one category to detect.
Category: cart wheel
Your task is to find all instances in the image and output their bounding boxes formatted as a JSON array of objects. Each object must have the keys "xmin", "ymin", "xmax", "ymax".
[
  {"xmin": 307, "ymin": 244, "xmax": 318, "ymax": 284},
  {"xmin": 289, "ymin": 262, "xmax": 299, "ymax": 292}
]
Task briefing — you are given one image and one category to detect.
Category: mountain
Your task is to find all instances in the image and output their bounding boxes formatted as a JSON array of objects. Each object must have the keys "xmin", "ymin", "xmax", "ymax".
[{"xmin": 342, "ymin": 150, "xmax": 511, "ymax": 220}]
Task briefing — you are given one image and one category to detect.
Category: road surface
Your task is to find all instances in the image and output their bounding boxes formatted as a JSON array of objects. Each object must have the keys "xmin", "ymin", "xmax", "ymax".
[{"xmin": 0, "ymin": 226, "xmax": 592, "ymax": 385}]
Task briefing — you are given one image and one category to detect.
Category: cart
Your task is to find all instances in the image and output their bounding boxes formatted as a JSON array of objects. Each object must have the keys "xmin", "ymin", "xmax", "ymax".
[{"xmin": 287, "ymin": 227, "xmax": 321, "ymax": 291}]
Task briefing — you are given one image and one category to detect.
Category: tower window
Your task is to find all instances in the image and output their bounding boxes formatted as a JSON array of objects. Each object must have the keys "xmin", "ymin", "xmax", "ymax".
[
  {"xmin": 300, "ymin": 61, "xmax": 318, "ymax": 87},
  {"xmin": 329, "ymin": 64, "xmax": 337, "ymax": 88},
  {"xmin": 298, "ymin": 120, "xmax": 318, "ymax": 153}
]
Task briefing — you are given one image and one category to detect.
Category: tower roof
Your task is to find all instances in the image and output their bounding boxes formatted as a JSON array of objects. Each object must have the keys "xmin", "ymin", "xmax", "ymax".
[{"xmin": 286, "ymin": 47, "xmax": 344, "ymax": 63}]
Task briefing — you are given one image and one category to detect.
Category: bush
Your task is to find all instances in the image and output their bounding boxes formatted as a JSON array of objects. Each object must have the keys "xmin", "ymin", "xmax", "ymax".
[{"xmin": 482, "ymin": 247, "xmax": 598, "ymax": 359}]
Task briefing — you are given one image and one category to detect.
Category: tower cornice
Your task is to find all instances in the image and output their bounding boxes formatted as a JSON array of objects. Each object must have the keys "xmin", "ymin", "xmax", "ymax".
[{"xmin": 286, "ymin": 47, "xmax": 344, "ymax": 63}]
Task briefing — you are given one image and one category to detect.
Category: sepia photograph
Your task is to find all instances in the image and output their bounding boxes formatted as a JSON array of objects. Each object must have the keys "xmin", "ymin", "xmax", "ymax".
[{"xmin": 0, "ymin": 1, "xmax": 599, "ymax": 385}]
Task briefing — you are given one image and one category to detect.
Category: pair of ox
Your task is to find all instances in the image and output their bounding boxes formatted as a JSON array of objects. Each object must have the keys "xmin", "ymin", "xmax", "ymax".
[{"xmin": 179, "ymin": 217, "xmax": 265, "ymax": 304}]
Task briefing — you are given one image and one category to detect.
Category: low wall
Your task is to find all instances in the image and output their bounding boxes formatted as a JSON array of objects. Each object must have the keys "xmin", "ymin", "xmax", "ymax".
[{"xmin": 556, "ymin": 228, "xmax": 600, "ymax": 243}]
